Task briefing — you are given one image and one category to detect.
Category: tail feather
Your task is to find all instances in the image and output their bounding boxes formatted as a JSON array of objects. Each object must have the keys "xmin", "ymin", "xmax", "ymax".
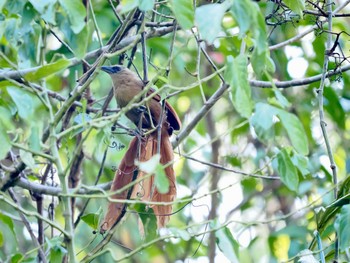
[
  {"xmin": 137, "ymin": 133, "xmax": 176, "ymax": 228},
  {"xmin": 100, "ymin": 131, "xmax": 176, "ymax": 233},
  {"xmin": 100, "ymin": 138, "xmax": 138, "ymax": 233}
]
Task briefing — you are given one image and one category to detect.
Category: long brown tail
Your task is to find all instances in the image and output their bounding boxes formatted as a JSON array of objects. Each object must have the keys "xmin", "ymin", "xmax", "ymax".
[{"xmin": 100, "ymin": 131, "xmax": 176, "ymax": 233}]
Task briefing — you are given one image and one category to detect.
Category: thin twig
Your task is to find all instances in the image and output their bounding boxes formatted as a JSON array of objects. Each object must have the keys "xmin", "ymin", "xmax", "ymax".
[{"xmin": 8, "ymin": 189, "xmax": 47, "ymax": 263}]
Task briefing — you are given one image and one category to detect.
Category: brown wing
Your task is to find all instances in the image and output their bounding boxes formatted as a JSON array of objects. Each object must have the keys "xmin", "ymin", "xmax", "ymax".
[{"xmin": 147, "ymin": 88, "xmax": 181, "ymax": 133}]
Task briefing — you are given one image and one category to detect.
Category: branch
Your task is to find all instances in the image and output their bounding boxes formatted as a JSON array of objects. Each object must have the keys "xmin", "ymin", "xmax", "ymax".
[
  {"xmin": 250, "ymin": 63, "xmax": 350, "ymax": 88},
  {"xmin": 16, "ymin": 177, "xmax": 111, "ymax": 196},
  {"xmin": 173, "ymin": 83, "xmax": 229, "ymax": 148}
]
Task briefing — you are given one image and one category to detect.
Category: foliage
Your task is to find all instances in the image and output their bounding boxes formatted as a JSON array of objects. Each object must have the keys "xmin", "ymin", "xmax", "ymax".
[{"xmin": 0, "ymin": 0, "xmax": 350, "ymax": 262}]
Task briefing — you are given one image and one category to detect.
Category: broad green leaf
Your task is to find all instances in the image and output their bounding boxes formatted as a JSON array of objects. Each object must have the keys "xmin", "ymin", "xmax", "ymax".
[
  {"xmin": 119, "ymin": 0, "xmax": 138, "ymax": 13},
  {"xmin": 155, "ymin": 165, "xmax": 169, "ymax": 194},
  {"xmin": 251, "ymin": 103, "xmax": 309, "ymax": 155},
  {"xmin": 10, "ymin": 254, "xmax": 23, "ymax": 263},
  {"xmin": 81, "ymin": 211, "xmax": 101, "ymax": 230},
  {"xmin": 291, "ymin": 153, "xmax": 310, "ymax": 177},
  {"xmin": 171, "ymin": 0, "xmax": 194, "ymax": 30},
  {"xmin": 24, "ymin": 58, "xmax": 70, "ymax": 81},
  {"xmin": 29, "ymin": 0, "xmax": 56, "ymax": 13},
  {"xmin": 46, "ymin": 237, "xmax": 67, "ymax": 263},
  {"xmin": 0, "ymin": 107, "xmax": 12, "ymax": 160},
  {"xmin": 212, "ymin": 220, "xmax": 239, "ymax": 263},
  {"xmin": 273, "ymin": 89, "xmax": 291, "ymax": 108},
  {"xmin": 132, "ymin": 204, "xmax": 157, "ymax": 241},
  {"xmin": 277, "ymin": 148, "xmax": 299, "ymax": 192},
  {"xmin": 29, "ymin": 125, "xmax": 40, "ymax": 152},
  {"xmin": 0, "ymin": 213, "xmax": 15, "ymax": 236},
  {"xmin": 7, "ymin": 86, "xmax": 34, "ymax": 119},
  {"xmin": 334, "ymin": 204, "xmax": 350, "ymax": 251},
  {"xmin": 231, "ymin": 0, "xmax": 252, "ymax": 36},
  {"xmin": 231, "ymin": 0, "xmax": 267, "ymax": 54},
  {"xmin": 277, "ymin": 110, "xmax": 309, "ymax": 155},
  {"xmin": 253, "ymin": 6, "xmax": 267, "ymax": 54},
  {"xmin": 225, "ymin": 55, "xmax": 253, "ymax": 118},
  {"xmin": 251, "ymin": 103, "xmax": 275, "ymax": 131},
  {"xmin": 284, "ymin": 0, "xmax": 305, "ymax": 16},
  {"xmin": 139, "ymin": 0, "xmax": 155, "ymax": 11},
  {"xmin": 195, "ymin": 1, "xmax": 231, "ymax": 44},
  {"xmin": 58, "ymin": 0, "xmax": 86, "ymax": 34},
  {"xmin": 19, "ymin": 150, "xmax": 36, "ymax": 170},
  {"xmin": 59, "ymin": 18, "xmax": 90, "ymax": 59},
  {"xmin": 0, "ymin": 231, "xmax": 2, "ymax": 246},
  {"xmin": 29, "ymin": 0, "xmax": 56, "ymax": 24}
]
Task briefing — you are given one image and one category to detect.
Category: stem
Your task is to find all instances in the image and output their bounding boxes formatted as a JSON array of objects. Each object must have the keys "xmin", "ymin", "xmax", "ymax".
[{"xmin": 317, "ymin": 1, "xmax": 339, "ymax": 261}]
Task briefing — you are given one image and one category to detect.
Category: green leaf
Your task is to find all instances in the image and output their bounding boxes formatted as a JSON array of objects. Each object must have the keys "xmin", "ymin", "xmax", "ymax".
[
  {"xmin": 10, "ymin": 254, "xmax": 24, "ymax": 263},
  {"xmin": 195, "ymin": 1, "xmax": 231, "ymax": 44},
  {"xmin": 253, "ymin": 7, "xmax": 267, "ymax": 55},
  {"xmin": 28, "ymin": 0, "xmax": 57, "ymax": 24},
  {"xmin": 139, "ymin": 0, "xmax": 154, "ymax": 11},
  {"xmin": 251, "ymin": 103, "xmax": 309, "ymax": 155},
  {"xmin": 119, "ymin": 0, "xmax": 138, "ymax": 13},
  {"xmin": 273, "ymin": 89, "xmax": 291, "ymax": 108},
  {"xmin": 20, "ymin": 150, "xmax": 36, "ymax": 170},
  {"xmin": 29, "ymin": 125, "xmax": 40, "ymax": 152},
  {"xmin": 58, "ymin": 17, "xmax": 90, "ymax": 59},
  {"xmin": 7, "ymin": 86, "xmax": 34, "ymax": 119},
  {"xmin": 58, "ymin": 0, "xmax": 86, "ymax": 34},
  {"xmin": 277, "ymin": 148, "xmax": 299, "ymax": 192},
  {"xmin": 24, "ymin": 58, "xmax": 70, "ymax": 81},
  {"xmin": 155, "ymin": 165, "xmax": 169, "ymax": 194},
  {"xmin": 171, "ymin": 0, "xmax": 194, "ymax": 30},
  {"xmin": 277, "ymin": 110, "xmax": 309, "ymax": 155},
  {"xmin": 81, "ymin": 210, "xmax": 101, "ymax": 230},
  {"xmin": 0, "ymin": 212, "xmax": 15, "ymax": 236},
  {"xmin": 46, "ymin": 237, "xmax": 67, "ymax": 263},
  {"xmin": 284, "ymin": 0, "xmax": 305, "ymax": 16},
  {"xmin": 231, "ymin": 0, "xmax": 267, "ymax": 54},
  {"xmin": 225, "ymin": 55, "xmax": 253, "ymax": 118},
  {"xmin": 212, "ymin": 220, "xmax": 239, "ymax": 263},
  {"xmin": 0, "ymin": 230, "xmax": 3, "ymax": 247},
  {"xmin": 291, "ymin": 152, "xmax": 310, "ymax": 177},
  {"xmin": 231, "ymin": 0, "xmax": 252, "ymax": 36},
  {"xmin": 0, "ymin": 123, "xmax": 11, "ymax": 160},
  {"xmin": 132, "ymin": 204, "xmax": 157, "ymax": 242},
  {"xmin": 335, "ymin": 204, "xmax": 350, "ymax": 251}
]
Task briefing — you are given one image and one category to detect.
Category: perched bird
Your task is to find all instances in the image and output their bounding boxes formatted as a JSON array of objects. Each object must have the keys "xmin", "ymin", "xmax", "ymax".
[{"xmin": 100, "ymin": 65, "xmax": 181, "ymax": 233}]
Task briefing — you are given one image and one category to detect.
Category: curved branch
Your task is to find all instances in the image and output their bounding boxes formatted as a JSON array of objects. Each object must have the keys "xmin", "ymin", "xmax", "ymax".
[
  {"xmin": 16, "ymin": 177, "xmax": 111, "ymax": 196},
  {"xmin": 250, "ymin": 63, "xmax": 350, "ymax": 88}
]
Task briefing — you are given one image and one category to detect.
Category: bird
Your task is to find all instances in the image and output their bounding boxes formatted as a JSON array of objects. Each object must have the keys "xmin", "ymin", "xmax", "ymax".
[{"xmin": 99, "ymin": 65, "xmax": 181, "ymax": 233}]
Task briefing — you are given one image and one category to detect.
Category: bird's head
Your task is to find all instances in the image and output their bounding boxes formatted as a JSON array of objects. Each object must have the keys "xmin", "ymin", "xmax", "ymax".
[{"xmin": 101, "ymin": 65, "xmax": 124, "ymax": 74}]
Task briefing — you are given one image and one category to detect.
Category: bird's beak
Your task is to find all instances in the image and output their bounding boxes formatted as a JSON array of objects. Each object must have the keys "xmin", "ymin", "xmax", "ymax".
[{"xmin": 101, "ymin": 65, "xmax": 122, "ymax": 74}]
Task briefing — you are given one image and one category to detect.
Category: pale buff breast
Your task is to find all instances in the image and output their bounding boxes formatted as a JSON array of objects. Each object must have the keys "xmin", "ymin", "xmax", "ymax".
[{"xmin": 112, "ymin": 69, "xmax": 144, "ymax": 108}]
